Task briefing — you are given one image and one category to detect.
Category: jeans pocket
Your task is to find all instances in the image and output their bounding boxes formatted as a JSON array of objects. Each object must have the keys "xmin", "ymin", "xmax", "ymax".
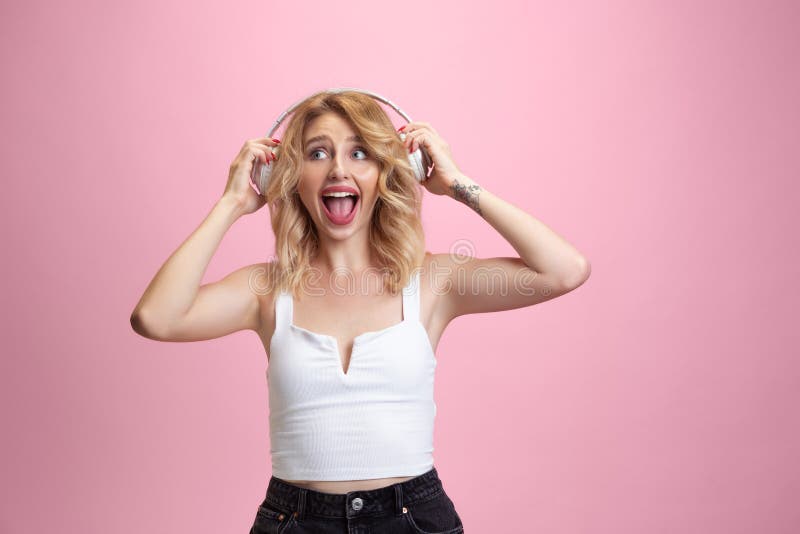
[
  {"xmin": 403, "ymin": 491, "xmax": 464, "ymax": 534},
  {"xmin": 250, "ymin": 502, "xmax": 296, "ymax": 534}
]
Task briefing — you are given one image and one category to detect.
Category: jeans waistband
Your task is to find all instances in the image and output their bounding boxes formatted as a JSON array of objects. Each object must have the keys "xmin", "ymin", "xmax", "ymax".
[{"xmin": 263, "ymin": 467, "xmax": 444, "ymax": 520}]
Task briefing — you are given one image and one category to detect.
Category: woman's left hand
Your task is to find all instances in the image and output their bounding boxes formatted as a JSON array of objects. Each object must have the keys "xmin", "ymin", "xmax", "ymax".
[{"xmin": 400, "ymin": 122, "xmax": 465, "ymax": 196}]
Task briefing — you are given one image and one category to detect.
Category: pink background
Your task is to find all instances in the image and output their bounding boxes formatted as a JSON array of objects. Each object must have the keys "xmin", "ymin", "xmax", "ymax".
[{"xmin": 2, "ymin": 0, "xmax": 798, "ymax": 532}]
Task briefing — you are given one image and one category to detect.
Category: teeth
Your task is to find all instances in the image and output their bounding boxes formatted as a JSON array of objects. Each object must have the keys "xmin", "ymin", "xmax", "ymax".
[{"xmin": 322, "ymin": 191, "xmax": 357, "ymax": 197}]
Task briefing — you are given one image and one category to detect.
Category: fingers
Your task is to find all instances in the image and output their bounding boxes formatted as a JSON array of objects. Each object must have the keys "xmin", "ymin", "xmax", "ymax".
[
  {"xmin": 403, "ymin": 127, "xmax": 432, "ymax": 153},
  {"xmin": 403, "ymin": 122, "xmax": 439, "ymax": 136},
  {"xmin": 249, "ymin": 136, "xmax": 281, "ymax": 147},
  {"xmin": 408, "ymin": 131, "xmax": 426, "ymax": 153},
  {"xmin": 241, "ymin": 137, "xmax": 279, "ymax": 164},
  {"xmin": 252, "ymin": 147, "xmax": 277, "ymax": 164},
  {"xmin": 233, "ymin": 147, "xmax": 273, "ymax": 168},
  {"xmin": 400, "ymin": 122, "xmax": 441, "ymax": 153},
  {"xmin": 255, "ymin": 137, "xmax": 280, "ymax": 162},
  {"xmin": 241, "ymin": 137, "xmax": 280, "ymax": 155}
]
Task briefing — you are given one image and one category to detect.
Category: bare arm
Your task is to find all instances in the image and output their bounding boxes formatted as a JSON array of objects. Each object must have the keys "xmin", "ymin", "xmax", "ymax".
[
  {"xmin": 398, "ymin": 121, "xmax": 591, "ymax": 321},
  {"xmin": 130, "ymin": 197, "xmax": 258, "ymax": 340},
  {"xmin": 130, "ymin": 136, "xmax": 278, "ymax": 341},
  {"xmin": 438, "ymin": 174, "xmax": 591, "ymax": 320}
]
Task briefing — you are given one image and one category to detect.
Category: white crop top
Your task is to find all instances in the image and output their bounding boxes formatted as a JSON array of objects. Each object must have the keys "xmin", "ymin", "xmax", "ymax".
[{"xmin": 266, "ymin": 270, "xmax": 437, "ymax": 481}]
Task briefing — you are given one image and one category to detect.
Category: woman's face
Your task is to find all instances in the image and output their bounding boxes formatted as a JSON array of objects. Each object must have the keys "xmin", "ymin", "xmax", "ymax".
[{"xmin": 297, "ymin": 112, "xmax": 381, "ymax": 240}]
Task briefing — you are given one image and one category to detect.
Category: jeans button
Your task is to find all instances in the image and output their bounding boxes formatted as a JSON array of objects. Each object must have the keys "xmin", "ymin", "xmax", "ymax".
[{"xmin": 351, "ymin": 497, "xmax": 363, "ymax": 511}]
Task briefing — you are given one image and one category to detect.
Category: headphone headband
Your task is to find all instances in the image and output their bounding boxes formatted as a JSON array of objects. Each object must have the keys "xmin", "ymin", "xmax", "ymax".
[{"xmin": 264, "ymin": 87, "xmax": 413, "ymax": 138}]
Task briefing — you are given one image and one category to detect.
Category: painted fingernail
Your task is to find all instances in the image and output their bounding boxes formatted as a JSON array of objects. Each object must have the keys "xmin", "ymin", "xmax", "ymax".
[
  {"xmin": 398, "ymin": 125, "xmax": 406, "ymax": 131},
  {"xmin": 272, "ymin": 138, "xmax": 281, "ymax": 143}
]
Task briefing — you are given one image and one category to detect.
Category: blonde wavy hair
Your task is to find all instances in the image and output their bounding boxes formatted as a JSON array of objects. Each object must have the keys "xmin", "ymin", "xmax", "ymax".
[{"xmin": 263, "ymin": 89, "xmax": 426, "ymax": 298}]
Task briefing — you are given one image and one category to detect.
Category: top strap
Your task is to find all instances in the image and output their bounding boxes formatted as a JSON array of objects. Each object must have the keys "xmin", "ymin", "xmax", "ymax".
[
  {"xmin": 402, "ymin": 270, "xmax": 421, "ymax": 322},
  {"xmin": 274, "ymin": 289, "xmax": 293, "ymax": 332}
]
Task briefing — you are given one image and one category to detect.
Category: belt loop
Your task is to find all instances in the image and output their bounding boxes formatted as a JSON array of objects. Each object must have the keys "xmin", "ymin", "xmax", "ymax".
[
  {"xmin": 296, "ymin": 488, "xmax": 307, "ymax": 522},
  {"xmin": 394, "ymin": 483, "xmax": 404, "ymax": 517}
]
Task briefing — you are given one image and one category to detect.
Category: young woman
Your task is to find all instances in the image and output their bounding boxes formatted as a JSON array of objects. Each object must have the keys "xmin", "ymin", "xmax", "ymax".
[{"xmin": 131, "ymin": 90, "xmax": 590, "ymax": 533}]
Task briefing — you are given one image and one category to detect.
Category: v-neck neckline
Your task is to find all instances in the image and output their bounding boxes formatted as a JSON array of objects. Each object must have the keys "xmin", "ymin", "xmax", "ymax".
[{"xmin": 288, "ymin": 293, "xmax": 408, "ymax": 378}]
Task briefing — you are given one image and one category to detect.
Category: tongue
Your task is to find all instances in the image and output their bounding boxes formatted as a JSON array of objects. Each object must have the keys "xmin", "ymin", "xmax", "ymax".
[{"xmin": 326, "ymin": 196, "xmax": 355, "ymax": 217}]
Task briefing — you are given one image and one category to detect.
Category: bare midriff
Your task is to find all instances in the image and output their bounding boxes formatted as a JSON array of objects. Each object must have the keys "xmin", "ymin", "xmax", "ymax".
[{"xmin": 281, "ymin": 475, "xmax": 417, "ymax": 494}]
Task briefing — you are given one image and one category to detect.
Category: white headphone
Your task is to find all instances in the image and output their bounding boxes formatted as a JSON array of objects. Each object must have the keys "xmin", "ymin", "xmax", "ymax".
[{"xmin": 250, "ymin": 87, "xmax": 433, "ymax": 195}]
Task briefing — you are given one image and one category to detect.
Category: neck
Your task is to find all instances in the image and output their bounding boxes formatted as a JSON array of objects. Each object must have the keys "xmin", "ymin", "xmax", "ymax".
[{"xmin": 313, "ymin": 227, "xmax": 376, "ymax": 276}]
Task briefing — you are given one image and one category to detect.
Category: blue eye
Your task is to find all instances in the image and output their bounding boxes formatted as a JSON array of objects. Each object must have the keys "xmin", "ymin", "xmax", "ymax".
[{"xmin": 308, "ymin": 147, "xmax": 369, "ymax": 160}]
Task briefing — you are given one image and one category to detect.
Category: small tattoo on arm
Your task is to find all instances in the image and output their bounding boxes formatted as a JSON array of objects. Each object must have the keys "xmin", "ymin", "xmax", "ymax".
[{"xmin": 450, "ymin": 179, "xmax": 483, "ymax": 215}]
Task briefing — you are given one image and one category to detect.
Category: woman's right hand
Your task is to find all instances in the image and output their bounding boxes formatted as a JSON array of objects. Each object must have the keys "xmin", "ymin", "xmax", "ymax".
[{"xmin": 222, "ymin": 137, "xmax": 280, "ymax": 215}]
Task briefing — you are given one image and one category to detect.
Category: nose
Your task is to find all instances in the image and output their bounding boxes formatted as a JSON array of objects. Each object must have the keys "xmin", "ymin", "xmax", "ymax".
[{"xmin": 328, "ymin": 150, "xmax": 351, "ymax": 180}]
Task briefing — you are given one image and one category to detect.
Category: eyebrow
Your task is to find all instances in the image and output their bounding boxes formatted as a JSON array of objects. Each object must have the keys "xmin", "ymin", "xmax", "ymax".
[{"xmin": 303, "ymin": 134, "xmax": 363, "ymax": 146}]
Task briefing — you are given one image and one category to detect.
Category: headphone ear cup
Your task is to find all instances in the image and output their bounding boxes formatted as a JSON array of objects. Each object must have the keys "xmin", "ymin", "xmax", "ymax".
[
  {"xmin": 250, "ymin": 146, "xmax": 279, "ymax": 195},
  {"xmin": 408, "ymin": 151, "xmax": 425, "ymax": 182},
  {"xmin": 399, "ymin": 132, "xmax": 428, "ymax": 182}
]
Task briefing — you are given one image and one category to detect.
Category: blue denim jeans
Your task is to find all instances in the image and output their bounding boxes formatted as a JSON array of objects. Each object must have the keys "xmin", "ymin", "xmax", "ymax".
[{"xmin": 248, "ymin": 466, "xmax": 464, "ymax": 533}]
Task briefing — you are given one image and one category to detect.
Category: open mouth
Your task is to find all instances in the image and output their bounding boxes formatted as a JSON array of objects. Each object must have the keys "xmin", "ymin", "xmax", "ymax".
[{"xmin": 320, "ymin": 191, "xmax": 360, "ymax": 225}]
